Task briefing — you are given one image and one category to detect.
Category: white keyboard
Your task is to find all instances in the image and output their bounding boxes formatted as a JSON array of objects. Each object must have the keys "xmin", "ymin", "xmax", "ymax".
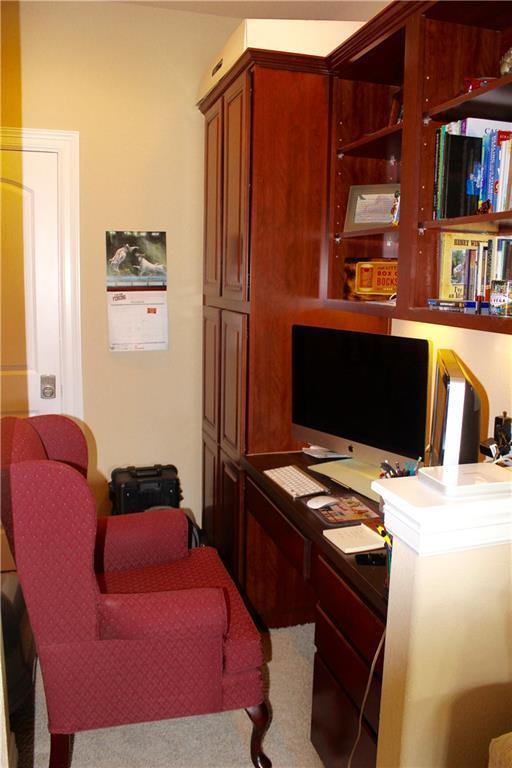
[{"xmin": 263, "ymin": 465, "xmax": 329, "ymax": 498}]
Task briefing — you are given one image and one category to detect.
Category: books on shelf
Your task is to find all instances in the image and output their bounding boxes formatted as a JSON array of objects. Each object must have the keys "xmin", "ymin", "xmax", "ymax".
[
  {"xmin": 433, "ymin": 118, "xmax": 512, "ymax": 218},
  {"xmin": 438, "ymin": 232, "xmax": 512, "ymax": 303}
]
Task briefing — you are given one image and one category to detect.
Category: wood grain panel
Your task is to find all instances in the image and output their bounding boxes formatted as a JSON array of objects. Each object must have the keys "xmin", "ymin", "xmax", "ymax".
[
  {"xmin": 244, "ymin": 507, "xmax": 316, "ymax": 628},
  {"xmin": 220, "ymin": 310, "xmax": 247, "ymax": 459},
  {"xmin": 201, "ymin": 432, "xmax": 218, "ymax": 546},
  {"xmin": 311, "ymin": 654, "xmax": 377, "ymax": 768},
  {"xmin": 423, "ymin": 19, "xmax": 500, "ymax": 108},
  {"xmin": 202, "ymin": 306, "xmax": 220, "ymax": 441},
  {"xmin": 245, "ymin": 477, "xmax": 307, "ymax": 576},
  {"xmin": 217, "ymin": 450, "xmax": 240, "ymax": 580},
  {"xmin": 222, "ymin": 73, "xmax": 249, "ymax": 302},
  {"xmin": 247, "ymin": 66, "xmax": 388, "ymax": 454},
  {"xmin": 315, "ymin": 606, "xmax": 383, "ymax": 733},
  {"xmin": 312, "ymin": 555, "xmax": 385, "ymax": 668},
  {"xmin": 203, "ymin": 100, "xmax": 222, "ymax": 296}
]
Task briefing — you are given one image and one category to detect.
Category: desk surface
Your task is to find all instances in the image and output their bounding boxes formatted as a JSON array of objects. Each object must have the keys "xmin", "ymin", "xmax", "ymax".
[{"xmin": 241, "ymin": 451, "xmax": 388, "ymax": 620}]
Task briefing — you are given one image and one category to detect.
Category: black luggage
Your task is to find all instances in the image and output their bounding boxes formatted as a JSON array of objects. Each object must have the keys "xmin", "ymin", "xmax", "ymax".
[{"xmin": 109, "ymin": 464, "xmax": 181, "ymax": 516}]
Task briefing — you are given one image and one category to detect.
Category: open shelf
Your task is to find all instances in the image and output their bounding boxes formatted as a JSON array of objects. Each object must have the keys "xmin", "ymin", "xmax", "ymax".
[
  {"xmin": 324, "ymin": 298, "xmax": 397, "ymax": 318},
  {"xmin": 427, "ymin": 74, "xmax": 512, "ymax": 123},
  {"xmin": 339, "ymin": 225, "xmax": 399, "ymax": 240},
  {"xmin": 421, "ymin": 211, "xmax": 512, "ymax": 234},
  {"xmin": 405, "ymin": 307, "xmax": 512, "ymax": 334},
  {"xmin": 340, "ymin": 124, "xmax": 402, "ymax": 160}
]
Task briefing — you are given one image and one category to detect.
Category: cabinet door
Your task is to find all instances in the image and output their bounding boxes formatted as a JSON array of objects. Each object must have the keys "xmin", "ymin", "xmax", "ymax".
[
  {"xmin": 220, "ymin": 310, "xmax": 247, "ymax": 459},
  {"xmin": 202, "ymin": 306, "xmax": 220, "ymax": 441},
  {"xmin": 201, "ymin": 432, "xmax": 218, "ymax": 547},
  {"xmin": 244, "ymin": 479, "xmax": 316, "ymax": 628},
  {"xmin": 216, "ymin": 450, "xmax": 241, "ymax": 580},
  {"xmin": 203, "ymin": 100, "xmax": 223, "ymax": 296},
  {"xmin": 222, "ymin": 73, "xmax": 249, "ymax": 302},
  {"xmin": 311, "ymin": 654, "xmax": 377, "ymax": 768}
]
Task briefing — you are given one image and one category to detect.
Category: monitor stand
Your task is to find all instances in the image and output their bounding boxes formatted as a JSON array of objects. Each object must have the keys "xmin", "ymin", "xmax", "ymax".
[{"xmin": 309, "ymin": 459, "xmax": 381, "ymax": 502}]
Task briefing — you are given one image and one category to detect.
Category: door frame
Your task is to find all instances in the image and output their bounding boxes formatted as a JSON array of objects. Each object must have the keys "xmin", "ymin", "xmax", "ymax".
[{"xmin": 1, "ymin": 127, "xmax": 83, "ymax": 418}]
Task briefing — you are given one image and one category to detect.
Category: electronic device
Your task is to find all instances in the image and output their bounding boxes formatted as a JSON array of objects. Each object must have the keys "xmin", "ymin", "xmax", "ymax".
[
  {"xmin": 355, "ymin": 552, "xmax": 387, "ymax": 566},
  {"xmin": 263, "ymin": 465, "xmax": 329, "ymax": 498},
  {"xmin": 291, "ymin": 326, "xmax": 430, "ymax": 492},
  {"xmin": 428, "ymin": 349, "xmax": 481, "ymax": 466},
  {"xmin": 306, "ymin": 495, "xmax": 339, "ymax": 510},
  {"xmin": 418, "ymin": 461, "xmax": 512, "ymax": 497}
]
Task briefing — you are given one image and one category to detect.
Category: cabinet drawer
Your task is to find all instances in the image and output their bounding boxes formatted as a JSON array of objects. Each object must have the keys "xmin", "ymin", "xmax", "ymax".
[
  {"xmin": 312, "ymin": 555, "xmax": 385, "ymax": 667},
  {"xmin": 245, "ymin": 478, "xmax": 307, "ymax": 576},
  {"xmin": 315, "ymin": 606, "xmax": 382, "ymax": 733},
  {"xmin": 311, "ymin": 654, "xmax": 377, "ymax": 768}
]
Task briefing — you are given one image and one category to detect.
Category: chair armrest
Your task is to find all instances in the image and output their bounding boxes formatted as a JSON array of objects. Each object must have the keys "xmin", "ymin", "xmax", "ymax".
[
  {"xmin": 95, "ymin": 507, "xmax": 189, "ymax": 572},
  {"xmin": 99, "ymin": 588, "xmax": 227, "ymax": 640},
  {"xmin": 28, "ymin": 415, "xmax": 88, "ymax": 476}
]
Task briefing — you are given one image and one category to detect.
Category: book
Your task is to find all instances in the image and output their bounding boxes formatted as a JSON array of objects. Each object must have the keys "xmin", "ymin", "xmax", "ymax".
[
  {"xmin": 442, "ymin": 134, "xmax": 482, "ymax": 218},
  {"xmin": 323, "ymin": 523, "xmax": 385, "ymax": 554},
  {"xmin": 438, "ymin": 233, "xmax": 490, "ymax": 300}
]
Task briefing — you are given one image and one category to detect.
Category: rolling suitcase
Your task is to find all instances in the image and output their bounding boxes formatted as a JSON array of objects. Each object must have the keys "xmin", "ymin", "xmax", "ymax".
[{"xmin": 109, "ymin": 464, "xmax": 181, "ymax": 515}]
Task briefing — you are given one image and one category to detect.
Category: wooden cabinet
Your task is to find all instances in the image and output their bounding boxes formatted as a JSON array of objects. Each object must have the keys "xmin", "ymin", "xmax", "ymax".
[
  {"xmin": 324, "ymin": 1, "xmax": 512, "ymax": 334},
  {"xmin": 310, "ymin": 554, "xmax": 385, "ymax": 768},
  {"xmin": 219, "ymin": 310, "xmax": 247, "ymax": 459},
  {"xmin": 203, "ymin": 101, "xmax": 222, "ymax": 297},
  {"xmin": 244, "ymin": 478, "xmax": 316, "ymax": 628}
]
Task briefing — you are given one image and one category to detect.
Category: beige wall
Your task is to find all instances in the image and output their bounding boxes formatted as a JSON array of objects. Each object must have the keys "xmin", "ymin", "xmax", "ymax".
[
  {"xmin": 7, "ymin": 1, "xmax": 239, "ymax": 516},
  {"xmin": 392, "ymin": 320, "xmax": 512, "ymax": 447}
]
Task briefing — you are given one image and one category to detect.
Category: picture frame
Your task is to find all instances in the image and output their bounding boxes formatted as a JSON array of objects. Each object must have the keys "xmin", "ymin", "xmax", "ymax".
[{"xmin": 344, "ymin": 183, "xmax": 401, "ymax": 232}]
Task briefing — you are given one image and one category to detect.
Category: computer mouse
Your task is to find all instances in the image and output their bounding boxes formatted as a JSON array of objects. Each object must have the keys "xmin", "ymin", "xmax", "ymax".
[{"xmin": 306, "ymin": 495, "xmax": 338, "ymax": 510}]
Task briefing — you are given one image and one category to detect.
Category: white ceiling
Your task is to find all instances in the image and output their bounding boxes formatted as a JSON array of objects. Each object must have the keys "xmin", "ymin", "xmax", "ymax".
[{"xmin": 129, "ymin": 1, "xmax": 389, "ymax": 22}]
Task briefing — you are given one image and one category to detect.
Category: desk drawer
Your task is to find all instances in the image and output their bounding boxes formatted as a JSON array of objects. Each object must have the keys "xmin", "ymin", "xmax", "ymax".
[
  {"xmin": 311, "ymin": 654, "xmax": 377, "ymax": 768},
  {"xmin": 312, "ymin": 555, "xmax": 384, "ymax": 668},
  {"xmin": 245, "ymin": 478, "xmax": 307, "ymax": 576},
  {"xmin": 315, "ymin": 606, "xmax": 382, "ymax": 733}
]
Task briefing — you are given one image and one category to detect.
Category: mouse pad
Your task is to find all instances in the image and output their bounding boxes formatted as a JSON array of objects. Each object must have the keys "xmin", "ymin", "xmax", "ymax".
[{"xmin": 309, "ymin": 495, "xmax": 379, "ymax": 526}]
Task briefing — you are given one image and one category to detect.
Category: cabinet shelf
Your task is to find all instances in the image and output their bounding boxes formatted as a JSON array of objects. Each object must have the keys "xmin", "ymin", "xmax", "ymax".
[
  {"xmin": 339, "ymin": 225, "xmax": 399, "ymax": 240},
  {"xmin": 405, "ymin": 307, "xmax": 511, "ymax": 334},
  {"xmin": 340, "ymin": 124, "xmax": 402, "ymax": 160},
  {"xmin": 426, "ymin": 74, "xmax": 512, "ymax": 123},
  {"xmin": 420, "ymin": 210, "xmax": 512, "ymax": 234},
  {"xmin": 324, "ymin": 298, "xmax": 396, "ymax": 318}
]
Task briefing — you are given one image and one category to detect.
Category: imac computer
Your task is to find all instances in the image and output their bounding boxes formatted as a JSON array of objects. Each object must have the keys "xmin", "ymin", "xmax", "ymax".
[
  {"xmin": 428, "ymin": 348, "xmax": 481, "ymax": 467},
  {"xmin": 291, "ymin": 325, "xmax": 430, "ymax": 499}
]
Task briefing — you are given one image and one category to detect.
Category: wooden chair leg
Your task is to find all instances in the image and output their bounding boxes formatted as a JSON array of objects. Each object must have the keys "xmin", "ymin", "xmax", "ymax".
[
  {"xmin": 49, "ymin": 733, "xmax": 72, "ymax": 768},
  {"xmin": 246, "ymin": 701, "xmax": 272, "ymax": 768}
]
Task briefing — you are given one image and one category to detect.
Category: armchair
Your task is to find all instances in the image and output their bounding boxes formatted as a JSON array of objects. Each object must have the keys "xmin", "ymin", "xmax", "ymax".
[{"xmin": 3, "ymin": 418, "xmax": 271, "ymax": 768}]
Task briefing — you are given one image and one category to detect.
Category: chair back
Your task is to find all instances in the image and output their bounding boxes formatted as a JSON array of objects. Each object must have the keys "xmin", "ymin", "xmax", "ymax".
[
  {"xmin": 11, "ymin": 460, "xmax": 100, "ymax": 645},
  {"xmin": 1, "ymin": 417, "xmax": 48, "ymax": 556},
  {"xmin": 29, "ymin": 414, "xmax": 88, "ymax": 476}
]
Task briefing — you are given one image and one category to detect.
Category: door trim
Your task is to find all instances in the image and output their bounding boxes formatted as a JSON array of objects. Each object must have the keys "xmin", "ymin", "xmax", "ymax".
[{"xmin": 1, "ymin": 127, "xmax": 83, "ymax": 418}]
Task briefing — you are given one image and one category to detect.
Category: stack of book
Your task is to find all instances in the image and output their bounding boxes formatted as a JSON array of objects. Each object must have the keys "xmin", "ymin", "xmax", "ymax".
[
  {"xmin": 433, "ymin": 118, "xmax": 512, "ymax": 219},
  {"xmin": 428, "ymin": 232, "xmax": 512, "ymax": 311}
]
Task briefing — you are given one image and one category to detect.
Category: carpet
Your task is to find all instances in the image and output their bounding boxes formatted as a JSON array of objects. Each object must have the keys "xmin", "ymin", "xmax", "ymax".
[{"xmin": 14, "ymin": 623, "xmax": 323, "ymax": 768}]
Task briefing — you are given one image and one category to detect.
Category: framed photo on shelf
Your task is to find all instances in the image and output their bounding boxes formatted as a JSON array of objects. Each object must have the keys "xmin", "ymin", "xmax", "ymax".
[{"xmin": 344, "ymin": 183, "xmax": 400, "ymax": 232}]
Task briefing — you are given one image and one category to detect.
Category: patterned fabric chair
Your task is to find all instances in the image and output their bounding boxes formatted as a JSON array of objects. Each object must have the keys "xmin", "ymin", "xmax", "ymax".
[{"xmin": 2, "ymin": 416, "xmax": 271, "ymax": 768}]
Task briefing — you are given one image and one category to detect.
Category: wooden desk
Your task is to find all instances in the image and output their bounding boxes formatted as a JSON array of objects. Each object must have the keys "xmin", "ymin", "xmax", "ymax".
[{"xmin": 240, "ymin": 452, "xmax": 388, "ymax": 768}]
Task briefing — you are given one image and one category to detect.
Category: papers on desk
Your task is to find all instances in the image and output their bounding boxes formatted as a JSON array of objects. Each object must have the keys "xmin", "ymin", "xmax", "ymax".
[{"xmin": 323, "ymin": 524, "xmax": 385, "ymax": 554}]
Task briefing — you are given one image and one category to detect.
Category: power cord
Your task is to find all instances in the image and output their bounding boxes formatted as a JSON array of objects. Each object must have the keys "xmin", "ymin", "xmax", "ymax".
[{"xmin": 346, "ymin": 627, "xmax": 387, "ymax": 768}]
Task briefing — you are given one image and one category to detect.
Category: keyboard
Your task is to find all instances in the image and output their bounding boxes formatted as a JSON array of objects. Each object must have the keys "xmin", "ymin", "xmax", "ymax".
[{"xmin": 263, "ymin": 465, "xmax": 329, "ymax": 498}]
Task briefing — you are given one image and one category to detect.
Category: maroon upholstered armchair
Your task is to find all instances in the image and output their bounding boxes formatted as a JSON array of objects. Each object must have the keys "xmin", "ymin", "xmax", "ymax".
[{"xmin": 3, "ymin": 417, "xmax": 271, "ymax": 768}]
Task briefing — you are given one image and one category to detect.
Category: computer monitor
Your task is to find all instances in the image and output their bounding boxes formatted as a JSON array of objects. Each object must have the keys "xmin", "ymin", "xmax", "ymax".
[
  {"xmin": 428, "ymin": 349, "xmax": 481, "ymax": 466},
  {"xmin": 291, "ymin": 325, "xmax": 430, "ymax": 467}
]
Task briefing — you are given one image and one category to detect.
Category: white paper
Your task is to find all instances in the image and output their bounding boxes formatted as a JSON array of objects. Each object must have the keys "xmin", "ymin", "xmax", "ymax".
[{"xmin": 108, "ymin": 290, "xmax": 168, "ymax": 351}]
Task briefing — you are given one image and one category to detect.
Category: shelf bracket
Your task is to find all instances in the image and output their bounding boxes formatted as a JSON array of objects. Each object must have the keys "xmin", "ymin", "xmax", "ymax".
[
  {"xmin": 418, "ymin": 227, "xmax": 425, "ymax": 236},
  {"xmin": 422, "ymin": 115, "xmax": 432, "ymax": 126},
  {"xmin": 337, "ymin": 150, "xmax": 344, "ymax": 160}
]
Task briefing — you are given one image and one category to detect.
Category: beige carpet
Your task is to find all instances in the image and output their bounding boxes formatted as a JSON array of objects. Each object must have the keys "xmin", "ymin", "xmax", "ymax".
[{"xmin": 18, "ymin": 624, "xmax": 323, "ymax": 768}]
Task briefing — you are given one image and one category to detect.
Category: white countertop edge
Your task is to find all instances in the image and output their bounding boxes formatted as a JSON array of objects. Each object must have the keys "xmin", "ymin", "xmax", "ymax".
[{"xmin": 373, "ymin": 476, "xmax": 512, "ymax": 554}]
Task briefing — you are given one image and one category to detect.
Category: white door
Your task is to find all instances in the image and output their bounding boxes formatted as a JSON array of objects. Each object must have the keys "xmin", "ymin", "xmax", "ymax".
[{"xmin": 0, "ymin": 129, "xmax": 82, "ymax": 418}]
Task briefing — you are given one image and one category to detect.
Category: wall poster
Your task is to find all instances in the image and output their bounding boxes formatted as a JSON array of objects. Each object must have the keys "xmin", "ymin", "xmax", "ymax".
[{"xmin": 106, "ymin": 230, "xmax": 168, "ymax": 351}]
